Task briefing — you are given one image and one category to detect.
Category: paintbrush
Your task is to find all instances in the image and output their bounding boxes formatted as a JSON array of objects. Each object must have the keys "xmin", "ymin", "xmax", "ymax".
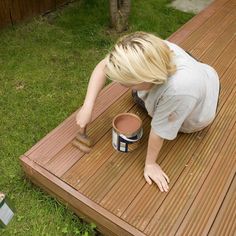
[{"xmin": 72, "ymin": 126, "xmax": 93, "ymax": 153}]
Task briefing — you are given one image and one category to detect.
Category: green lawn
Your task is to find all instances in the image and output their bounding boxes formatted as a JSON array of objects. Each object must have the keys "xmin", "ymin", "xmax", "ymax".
[{"xmin": 0, "ymin": 0, "xmax": 194, "ymax": 235}]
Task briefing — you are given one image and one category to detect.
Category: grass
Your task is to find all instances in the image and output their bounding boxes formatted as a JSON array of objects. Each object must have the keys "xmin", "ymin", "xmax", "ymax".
[{"xmin": 0, "ymin": 0, "xmax": 194, "ymax": 235}]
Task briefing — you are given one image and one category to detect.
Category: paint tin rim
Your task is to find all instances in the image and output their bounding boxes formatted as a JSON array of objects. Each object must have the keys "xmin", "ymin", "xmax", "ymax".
[{"xmin": 112, "ymin": 112, "xmax": 143, "ymax": 137}]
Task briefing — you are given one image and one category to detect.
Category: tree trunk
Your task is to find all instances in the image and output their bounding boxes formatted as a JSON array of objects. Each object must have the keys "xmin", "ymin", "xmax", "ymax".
[{"xmin": 109, "ymin": 0, "xmax": 131, "ymax": 32}]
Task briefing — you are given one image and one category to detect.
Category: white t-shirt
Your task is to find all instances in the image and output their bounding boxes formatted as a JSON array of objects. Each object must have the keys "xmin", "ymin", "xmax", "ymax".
[{"xmin": 137, "ymin": 40, "xmax": 220, "ymax": 140}]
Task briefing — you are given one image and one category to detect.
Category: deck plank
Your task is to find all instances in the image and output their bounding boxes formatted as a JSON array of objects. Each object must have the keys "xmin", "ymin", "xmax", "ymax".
[
  {"xmin": 189, "ymin": 8, "xmax": 236, "ymax": 59},
  {"xmin": 119, "ymin": 32, "xmax": 236, "ymax": 233},
  {"xmin": 143, "ymin": 87, "xmax": 236, "ymax": 235},
  {"xmin": 20, "ymin": 155, "xmax": 145, "ymax": 236},
  {"xmin": 175, "ymin": 130, "xmax": 236, "ymax": 235},
  {"xmin": 26, "ymin": 83, "xmax": 128, "ymax": 164},
  {"xmin": 168, "ymin": 0, "xmax": 231, "ymax": 44},
  {"xmin": 62, "ymin": 104, "xmax": 146, "ymax": 188},
  {"xmin": 77, "ymin": 116, "xmax": 149, "ymax": 203},
  {"xmin": 199, "ymin": 21, "xmax": 236, "ymax": 65},
  {"xmin": 121, "ymin": 84, "xmax": 236, "ymax": 232},
  {"xmin": 45, "ymin": 90, "xmax": 133, "ymax": 177},
  {"xmin": 99, "ymin": 132, "xmax": 180, "ymax": 216},
  {"xmin": 208, "ymin": 175, "xmax": 236, "ymax": 236},
  {"xmin": 180, "ymin": 0, "xmax": 235, "ymax": 50},
  {"xmin": 211, "ymin": 37, "xmax": 236, "ymax": 79}
]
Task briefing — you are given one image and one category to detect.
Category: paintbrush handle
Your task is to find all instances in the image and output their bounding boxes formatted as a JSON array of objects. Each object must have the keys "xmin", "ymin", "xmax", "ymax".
[
  {"xmin": 76, "ymin": 125, "xmax": 93, "ymax": 147},
  {"xmin": 78, "ymin": 125, "xmax": 86, "ymax": 135}
]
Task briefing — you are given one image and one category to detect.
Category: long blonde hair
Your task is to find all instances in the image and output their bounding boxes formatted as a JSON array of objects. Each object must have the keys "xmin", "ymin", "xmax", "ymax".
[{"xmin": 105, "ymin": 32, "xmax": 176, "ymax": 85}]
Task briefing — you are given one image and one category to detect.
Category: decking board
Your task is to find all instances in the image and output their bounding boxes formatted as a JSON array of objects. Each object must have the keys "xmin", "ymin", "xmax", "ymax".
[
  {"xmin": 20, "ymin": 0, "xmax": 236, "ymax": 235},
  {"xmin": 144, "ymin": 90, "xmax": 236, "ymax": 235},
  {"xmin": 168, "ymin": 0, "xmax": 231, "ymax": 44},
  {"xmin": 99, "ymin": 133, "xmax": 181, "ymax": 217},
  {"xmin": 26, "ymin": 83, "xmax": 128, "ymax": 163},
  {"xmin": 20, "ymin": 155, "xmax": 146, "ymax": 236},
  {"xmin": 208, "ymin": 175, "xmax": 236, "ymax": 236},
  {"xmin": 180, "ymin": 0, "xmax": 234, "ymax": 49},
  {"xmin": 175, "ymin": 126, "xmax": 236, "ymax": 235},
  {"xmin": 211, "ymin": 37, "xmax": 236, "ymax": 79},
  {"xmin": 46, "ymin": 90, "xmax": 133, "ymax": 177},
  {"xmin": 62, "ymin": 104, "xmax": 147, "ymax": 191},
  {"xmin": 119, "ymin": 28, "xmax": 236, "ymax": 233},
  {"xmin": 78, "ymin": 116, "xmax": 150, "ymax": 203},
  {"xmin": 189, "ymin": 9, "xmax": 236, "ymax": 59},
  {"xmin": 199, "ymin": 21, "xmax": 236, "ymax": 65}
]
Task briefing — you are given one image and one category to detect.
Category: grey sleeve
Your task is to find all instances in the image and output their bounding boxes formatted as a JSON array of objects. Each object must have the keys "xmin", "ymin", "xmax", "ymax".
[{"xmin": 151, "ymin": 95, "xmax": 197, "ymax": 140}]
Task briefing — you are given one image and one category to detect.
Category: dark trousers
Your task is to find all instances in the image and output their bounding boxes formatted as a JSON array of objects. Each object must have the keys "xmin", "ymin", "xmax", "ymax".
[{"xmin": 132, "ymin": 90, "xmax": 147, "ymax": 111}]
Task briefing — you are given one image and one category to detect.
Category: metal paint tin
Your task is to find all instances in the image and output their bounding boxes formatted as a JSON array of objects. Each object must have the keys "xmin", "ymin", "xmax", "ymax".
[
  {"xmin": 0, "ymin": 192, "xmax": 14, "ymax": 228},
  {"xmin": 112, "ymin": 113, "xmax": 143, "ymax": 152}
]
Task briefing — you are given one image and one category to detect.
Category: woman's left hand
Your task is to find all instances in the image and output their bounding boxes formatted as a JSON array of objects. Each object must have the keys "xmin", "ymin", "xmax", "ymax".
[{"xmin": 144, "ymin": 163, "xmax": 170, "ymax": 192}]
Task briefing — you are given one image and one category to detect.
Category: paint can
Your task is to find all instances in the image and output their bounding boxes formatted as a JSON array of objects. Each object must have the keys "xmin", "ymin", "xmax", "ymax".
[
  {"xmin": 112, "ymin": 113, "xmax": 143, "ymax": 152},
  {"xmin": 0, "ymin": 192, "xmax": 14, "ymax": 228}
]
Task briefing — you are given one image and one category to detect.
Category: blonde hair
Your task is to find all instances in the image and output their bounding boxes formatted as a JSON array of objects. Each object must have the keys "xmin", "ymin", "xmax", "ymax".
[{"xmin": 105, "ymin": 32, "xmax": 176, "ymax": 85}]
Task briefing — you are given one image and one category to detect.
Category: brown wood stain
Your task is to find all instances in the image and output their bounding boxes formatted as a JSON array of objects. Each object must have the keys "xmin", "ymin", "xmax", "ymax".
[{"xmin": 113, "ymin": 113, "xmax": 142, "ymax": 135}]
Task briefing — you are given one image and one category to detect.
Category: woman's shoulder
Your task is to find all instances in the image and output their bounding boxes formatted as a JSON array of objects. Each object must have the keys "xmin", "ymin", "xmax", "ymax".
[
  {"xmin": 163, "ymin": 70, "xmax": 200, "ymax": 98},
  {"xmin": 164, "ymin": 40, "xmax": 185, "ymax": 54}
]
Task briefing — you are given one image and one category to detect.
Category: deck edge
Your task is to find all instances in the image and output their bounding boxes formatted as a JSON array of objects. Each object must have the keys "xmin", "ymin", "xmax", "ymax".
[
  {"xmin": 24, "ymin": 82, "xmax": 127, "ymax": 158},
  {"xmin": 20, "ymin": 155, "xmax": 146, "ymax": 236}
]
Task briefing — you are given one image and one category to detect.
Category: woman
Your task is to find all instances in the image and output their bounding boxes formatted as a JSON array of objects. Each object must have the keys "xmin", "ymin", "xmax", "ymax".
[{"xmin": 76, "ymin": 32, "xmax": 220, "ymax": 192}]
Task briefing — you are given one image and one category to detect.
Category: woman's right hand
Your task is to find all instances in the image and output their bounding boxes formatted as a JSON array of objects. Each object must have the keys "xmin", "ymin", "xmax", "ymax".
[{"xmin": 76, "ymin": 105, "xmax": 93, "ymax": 128}]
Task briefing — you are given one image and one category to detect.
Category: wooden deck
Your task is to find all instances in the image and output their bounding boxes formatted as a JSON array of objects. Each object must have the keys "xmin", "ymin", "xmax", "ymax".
[{"xmin": 20, "ymin": 0, "xmax": 236, "ymax": 235}]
